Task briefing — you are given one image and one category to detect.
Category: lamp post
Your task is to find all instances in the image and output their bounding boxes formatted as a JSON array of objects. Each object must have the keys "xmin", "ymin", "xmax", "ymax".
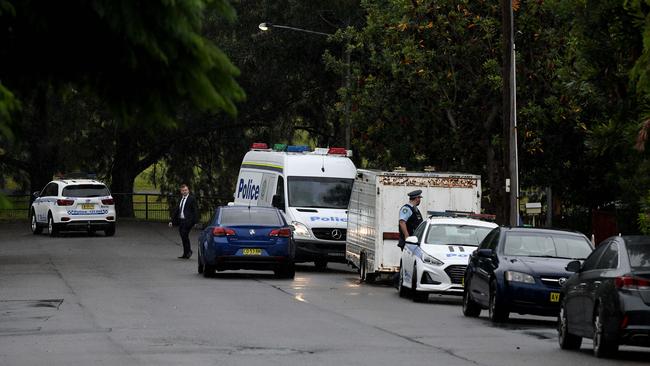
[{"xmin": 258, "ymin": 22, "xmax": 352, "ymax": 150}]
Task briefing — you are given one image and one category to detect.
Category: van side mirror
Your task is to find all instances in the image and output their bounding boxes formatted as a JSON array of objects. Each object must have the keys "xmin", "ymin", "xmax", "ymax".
[
  {"xmin": 477, "ymin": 249, "xmax": 494, "ymax": 258},
  {"xmin": 272, "ymin": 195, "xmax": 285, "ymax": 211},
  {"xmin": 405, "ymin": 236, "xmax": 419, "ymax": 245},
  {"xmin": 566, "ymin": 260, "xmax": 581, "ymax": 273}
]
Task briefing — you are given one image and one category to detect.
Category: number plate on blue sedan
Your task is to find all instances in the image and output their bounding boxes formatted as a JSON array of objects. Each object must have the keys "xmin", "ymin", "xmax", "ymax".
[
  {"xmin": 242, "ymin": 248, "xmax": 262, "ymax": 256},
  {"xmin": 550, "ymin": 292, "xmax": 560, "ymax": 302}
]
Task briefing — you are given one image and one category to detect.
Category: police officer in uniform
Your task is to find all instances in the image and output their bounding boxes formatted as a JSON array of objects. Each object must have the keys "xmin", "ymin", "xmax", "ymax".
[{"xmin": 398, "ymin": 189, "xmax": 424, "ymax": 250}]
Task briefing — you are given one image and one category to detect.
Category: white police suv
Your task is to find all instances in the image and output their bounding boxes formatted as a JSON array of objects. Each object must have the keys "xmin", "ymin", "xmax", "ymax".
[
  {"xmin": 30, "ymin": 179, "xmax": 116, "ymax": 236},
  {"xmin": 398, "ymin": 216, "xmax": 497, "ymax": 302}
]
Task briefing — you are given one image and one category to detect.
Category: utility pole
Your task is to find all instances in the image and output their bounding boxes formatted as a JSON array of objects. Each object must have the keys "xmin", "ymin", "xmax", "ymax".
[{"xmin": 501, "ymin": 0, "xmax": 519, "ymax": 226}]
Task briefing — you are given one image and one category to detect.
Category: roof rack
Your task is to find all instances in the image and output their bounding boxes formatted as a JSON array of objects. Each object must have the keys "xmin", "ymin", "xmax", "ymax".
[{"xmin": 427, "ymin": 210, "xmax": 496, "ymax": 222}]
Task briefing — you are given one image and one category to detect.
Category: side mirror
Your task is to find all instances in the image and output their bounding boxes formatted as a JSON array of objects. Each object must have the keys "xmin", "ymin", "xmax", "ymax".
[
  {"xmin": 565, "ymin": 260, "xmax": 581, "ymax": 273},
  {"xmin": 33, "ymin": 191, "xmax": 40, "ymax": 198},
  {"xmin": 272, "ymin": 195, "xmax": 285, "ymax": 211},
  {"xmin": 477, "ymin": 249, "xmax": 494, "ymax": 258},
  {"xmin": 289, "ymin": 225, "xmax": 296, "ymax": 232},
  {"xmin": 405, "ymin": 236, "xmax": 419, "ymax": 245}
]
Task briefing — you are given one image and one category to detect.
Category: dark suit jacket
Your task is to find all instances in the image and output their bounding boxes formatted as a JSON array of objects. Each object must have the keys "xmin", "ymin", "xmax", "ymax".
[{"xmin": 171, "ymin": 194, "xmax": 199, "ymax": 226}]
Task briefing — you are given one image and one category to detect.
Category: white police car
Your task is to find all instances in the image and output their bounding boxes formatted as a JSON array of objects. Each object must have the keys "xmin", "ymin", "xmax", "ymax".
[
  {"xmin": 30, "ymin": 179, "xmax": 116, "ymax": 236},
  {"xmin": 398, "ymin": 216, "xmax": 497, "ymax": 302}
]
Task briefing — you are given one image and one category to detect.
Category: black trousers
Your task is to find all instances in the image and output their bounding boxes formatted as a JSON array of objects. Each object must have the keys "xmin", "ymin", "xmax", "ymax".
[{"xmin": 178, "ymin": 220, "xmax": 192, "ymax": 256}]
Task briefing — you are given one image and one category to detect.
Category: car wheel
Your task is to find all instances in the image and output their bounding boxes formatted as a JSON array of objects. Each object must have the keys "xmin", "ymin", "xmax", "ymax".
[
  {"xmin": 398, "ymin": 264, "xmax": 410, "ymax": 298},
  {"xmin": 197, "ymin": 252, "xmax": 204, "ymax": 274},
  {"xmin": 47, "ymin": 213, "xmax": 58, "ymax": 237},
  {"xmin": 104, "ymin": 224, "xmax": 115, "ymax": 237},
  {"xmin": 462, "ymin": 278, "xmax": 481, "ymax": 317},
  {"xmin": 489, "ymin": 279, "xmax": 509, "ymax": 322},
  {"xmin": 275, "ymin": 262, "xmax": 296, "ymax": 279},
  {"xmin": 593, "ymin": 303, "xmax": 618, "ymax": 358},
  {"xmin": 558, "ymin": 301, "xmax": 582, "ymax": 350},
  {"xmin": 412, "ymin": 265, "xmax": 428, "ymax": 303},
  {"xmin": 315, "ymin": 258, "xmax": 328, "ymax": 271},
  {"xmin": 203, "ymin": 264, "xmax": 215, "ymax": 278},
  {"xmin": 30, "ymin": 210, "xmax": 42, "ymax": 235}
]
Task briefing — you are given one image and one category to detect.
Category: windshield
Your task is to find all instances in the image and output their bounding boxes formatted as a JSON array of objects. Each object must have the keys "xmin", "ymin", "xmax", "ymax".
[
  {"xmin": 287, "ymin": 177, "xmax": 353, "ymax": 209},
  {"xmin": 219, "ymin": 208, "xmax": 283, "ymax": 226},
  {"xmin": 425, "ymin": 224, "xmax": 494, "ymax": 246},
  {"xmin": 503, "ymin": 233, "xmax": 593, "ymax": 259},
  {"xmin": 626, "ymin": 243, "xmax": 650, "ymax": 270},
  {"xmin": 62, "ymin": 184, "xmax": 110, "ymax": 197}
]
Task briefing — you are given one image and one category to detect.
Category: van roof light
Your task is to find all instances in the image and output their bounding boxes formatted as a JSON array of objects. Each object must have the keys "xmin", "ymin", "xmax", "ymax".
[
  {"xmin": 287, "ymin": 145, "xmax": 309, "ymax": 153},
  {"xmin": 273, "ymin": 144, "xmax": 287, "ymax": 151},
  {"xmin": 328, "ymin": 147, "xmax": 347, "ymax": 155},
  {"xmin": 251, "ymin": 142, "xmax": 269, "ymax": 150},
  {"xmin": 313, "ymin": 148, "xmax": 329, "ymax": 155}
]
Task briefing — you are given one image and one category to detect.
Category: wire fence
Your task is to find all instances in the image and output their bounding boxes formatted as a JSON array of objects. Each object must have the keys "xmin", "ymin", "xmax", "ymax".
[{"xmin": 0, "ymin": 193, "xmax": 230, "ymax": 223}]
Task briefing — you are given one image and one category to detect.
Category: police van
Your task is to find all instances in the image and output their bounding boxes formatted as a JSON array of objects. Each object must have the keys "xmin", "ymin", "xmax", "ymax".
[{"xmin": 233, "ymin": 143, "xmax": 356, "ymax": 269}]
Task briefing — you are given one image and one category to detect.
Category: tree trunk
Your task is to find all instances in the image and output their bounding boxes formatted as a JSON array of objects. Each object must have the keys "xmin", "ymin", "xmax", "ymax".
[
  {"xmin": 110, "ymin": 130, "xmax": 139, "ymax": 218},
  {"xmin": 27, "ymin": 86, "xmax": 57, "ymax": 196}
]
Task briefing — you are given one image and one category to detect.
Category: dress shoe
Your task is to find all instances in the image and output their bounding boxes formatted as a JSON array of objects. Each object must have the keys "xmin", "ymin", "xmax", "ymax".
[
  {"xmin": 178, "ymin": 255, "xmax": 188, "ymax": 259},
  {"xmin": 186, "ymin": 251, "xmax": 193, "ymax": 259}
]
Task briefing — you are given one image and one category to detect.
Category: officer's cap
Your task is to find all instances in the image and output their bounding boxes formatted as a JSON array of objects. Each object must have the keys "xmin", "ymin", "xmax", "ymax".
[{"xmin": 408, "ymin": 189, "xmax": 423, "ymax": 198}]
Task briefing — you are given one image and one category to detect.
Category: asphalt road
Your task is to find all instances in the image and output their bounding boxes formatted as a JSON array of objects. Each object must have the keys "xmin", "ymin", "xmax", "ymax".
[{"xmin": 0, "ymin": 221, "xmax": 648, "ymax": 366}]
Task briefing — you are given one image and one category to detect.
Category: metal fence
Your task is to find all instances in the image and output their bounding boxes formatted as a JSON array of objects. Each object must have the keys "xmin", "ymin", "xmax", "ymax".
[{"xmin": 0, "ymin": 193, "xmax": 229, "ymax": 223}]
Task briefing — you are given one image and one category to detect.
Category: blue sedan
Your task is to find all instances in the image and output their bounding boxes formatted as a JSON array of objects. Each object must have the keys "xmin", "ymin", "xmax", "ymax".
[
  {"xmin": 462, "ymin": 227, "xmax": 593, "ymax": 322},
  {"xmin": 197, "ymin": 205, "xmax": 295, "ymax": 278}
]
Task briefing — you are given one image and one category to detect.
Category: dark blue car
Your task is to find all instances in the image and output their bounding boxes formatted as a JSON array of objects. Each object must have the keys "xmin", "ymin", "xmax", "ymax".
[
  {"xmin": 197, "ymin": 205, "xmax": 295, "ymax": 278},
  {"xmin": 462, "ymin": 227, "xmax": 593, "ymax": 322}
]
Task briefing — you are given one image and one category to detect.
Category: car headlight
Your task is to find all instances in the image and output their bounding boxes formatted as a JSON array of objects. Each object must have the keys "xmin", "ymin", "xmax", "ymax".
[
  {"xmin": 505, "ymin": 271, "xmax": 535, "ymax": 284},
  {"xmin": 291, "ymin": 221, "xmax": 312, "ymax": 239},
  {"xmin": 422, "ymin": 253, "xmax": 444, "ymax": 266}
]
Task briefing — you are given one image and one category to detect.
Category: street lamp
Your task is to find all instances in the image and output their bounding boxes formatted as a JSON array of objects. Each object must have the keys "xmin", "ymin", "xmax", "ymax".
[{"xmin": 258, "ymin": 22, "xmax": 352, "ymax": 150}]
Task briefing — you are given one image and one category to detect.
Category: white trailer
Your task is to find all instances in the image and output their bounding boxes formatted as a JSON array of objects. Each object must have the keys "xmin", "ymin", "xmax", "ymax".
[{"xmin": 346, "ymin": 169, "xmax": 482, "ymax": 281}]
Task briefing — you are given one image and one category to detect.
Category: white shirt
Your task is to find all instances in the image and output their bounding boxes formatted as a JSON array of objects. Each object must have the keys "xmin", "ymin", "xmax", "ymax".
[{"xmin": 179, "ymin": 196, "xmax": 187, "ymax": 219}]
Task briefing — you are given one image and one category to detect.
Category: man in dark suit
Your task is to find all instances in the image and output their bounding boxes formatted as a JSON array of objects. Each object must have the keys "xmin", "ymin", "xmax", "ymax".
[{"xmin": 169, "ymin": 184, "xmax": 199, "ymax": 259}]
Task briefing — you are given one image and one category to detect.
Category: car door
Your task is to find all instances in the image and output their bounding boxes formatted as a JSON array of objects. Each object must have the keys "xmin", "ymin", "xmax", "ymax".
[
  {"xmin": 472, "ymin": 228, "xmax": 500, "ymax": 305},
  {"xmin": 36, "ymin": 183, "xmax": 57, "ymax": 222},
  {"xmin": 583, "ymin": 240, "xmax": 619, "ymax": 334},
  {"xmin": 402, "ymin": 221, "xmax": 427, "ymax": 283},
  {"xmin": 566, "ymin": 241, "xmax": 608, "ymax": 334}
]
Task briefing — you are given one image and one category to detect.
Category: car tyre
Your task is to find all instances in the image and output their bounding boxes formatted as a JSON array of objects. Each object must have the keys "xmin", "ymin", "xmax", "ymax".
[
  {"xmin": 30, "ymin": 210, "xmax": 42, "ymax": 235},
  {"xmin": 412, "ymin": 265, "xmax": 428, "ymax": 303},
  {"xmin": 398, "ymin": 264, "xmax": 410, "ymax": 298},
  {"xmin": 203, "ymin": 264, "xmax": 215, "ymax": 278},
  {"xmin": 47, "ymin": 213, "xmax": 59, "ymax": 237},
  {"xmin": 104, "ymin": 224, "xmax": 115, "ymax": 237},
  {"xmin": 558, "ymin": 301, "xmax": 582, "ymax": 350},
  {"xmin": 197, "ymin": 252, "xmax": 204, "ymax": 274},
  {"xmin": 462, "ymin": 278, "xmax": 481, "ymax": 317},
  {"xmin": 275, "ymin": 262, "xmax": 296, "ymax": 279},
  {"xmin": 489, "ymin": 279, "xmax": 509, "ymax": 322},
  {"xmin": 315, "ymin": 258, "xmax": 328, "ymax": 271},
  {"xmin": 593, "ymin": 302, "xmax": 618, "ymax": 358}
]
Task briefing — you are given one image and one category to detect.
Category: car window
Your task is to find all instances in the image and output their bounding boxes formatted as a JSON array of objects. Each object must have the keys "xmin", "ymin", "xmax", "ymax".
[
  {"xmin": 595, "ymin": 242, "xmax": 619, "ymax": 269},
  {"xmin": 62, "ymin": 184, "xmax": 110, "ymax": 197},
  {"xmin": 220, "ymin": 208, "xmax": 282, "ymax": 226},
  {"xmin": 479, "ymin": 228, "xmax": 497, "ymax": 249},
  {"xmin": 42, "ymin": 183, "xmax": 58, "ymax": 197},
  {"xmin": 625, "ymin": 241, "xmax": 650, "ymax": 270},
  {"xmin": 425, "ymin": 224, "xmax": 494, "ymax": 246},
  {"xmin": 486, "ymin": 229, "xmax": 500, "ymax": 250},
  {"xmin": 582, "ymin": 243, "xmax": 608, "ymax": 271},
  {"xmin": 503, "ymin": 233, "xmax": 592, "ymax": 259},
  {"xmin": 413, "ymin": 221, "xmax": 427, "ymax": 241}
]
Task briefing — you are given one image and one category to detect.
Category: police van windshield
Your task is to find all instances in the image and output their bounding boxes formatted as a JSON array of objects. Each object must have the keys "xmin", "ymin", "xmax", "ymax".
[
  {"xmin": 425, "ymin": 224, "xmax": 494, "ymax": 246},
  {"xmin": 287, "ymin": 177, "xmax": 353, "ymax": 209},
  {"xmin": 62, "ymin": 184, "xmax": 110, "ymax": 197}
]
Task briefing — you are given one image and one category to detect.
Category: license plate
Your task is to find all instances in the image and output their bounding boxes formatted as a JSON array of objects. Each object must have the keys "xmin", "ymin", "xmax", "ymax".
[
  {"xmin": 242, "ymin": 248, "xmax": 262, "ymax": 256},
  {"xmin": 550, "ymin": 292, "xmax": 560, "ymax": 302},
  {"xmin": 81, "ymin": 204, "xmax": 94, "ymax": 210}
]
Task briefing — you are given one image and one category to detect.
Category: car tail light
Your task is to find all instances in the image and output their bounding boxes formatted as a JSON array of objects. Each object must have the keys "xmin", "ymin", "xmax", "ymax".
[
  {"xmin": 56, "ymin": 199, "xmax": 74, "ymax": 206},
  {"xmin": 102, "ymin": 198, "xmax": 114, "ymax": 205},
  {"xmin": 615, "ymin": 276, "xmax": 650, "ymax": 290},
  {"xmin": 269, "ymin": 228, "xmax": 291, "ymax": 237},
  {"xmin": 328, "ymin": 147, "xmax": 347, "ymax": 155},
  {"xmin": 383, "ymin": 232, "xmax": 400, "ymax": 240},
  {"xmin": 212, "ymin": 227, "xmax": 236, "ymax": 237}
]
